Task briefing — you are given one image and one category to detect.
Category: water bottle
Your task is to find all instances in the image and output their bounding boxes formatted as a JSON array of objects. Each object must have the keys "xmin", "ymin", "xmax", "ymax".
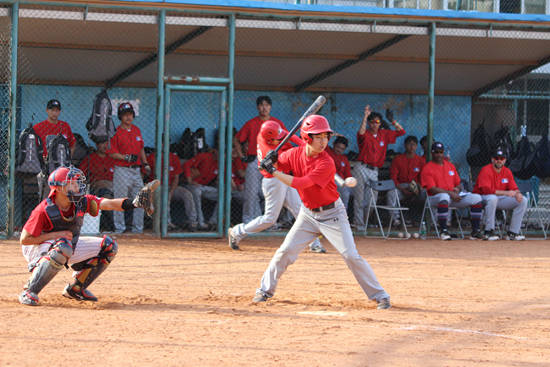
[{"xmin": 420, "ymin": 221, "xmax": 427, "ymax": 240}]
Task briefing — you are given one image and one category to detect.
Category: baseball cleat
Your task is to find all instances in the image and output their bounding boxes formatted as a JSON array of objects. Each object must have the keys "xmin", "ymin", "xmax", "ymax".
[
  {"xmin": 483, "ymin": 230, "xmax": 500, "ymax": 241},
  {"xmin": 63, "ymin": 284, "xmax": 98, "ymax": 302},
  {"xmin": 470, "ymin": 230, "xmax": 485, "ymax": 240},
  {"xmin": 506, "ymin": 231, "xmax": 525, "ymax": 241},
  {"xmin": 310, "ymin": 243, "xmax": 327, "ymax": 253},
  {"xmin": 228, "ymin": 227, "xmax": 240, "ymax": 250},
  {"xmin": 19, "ymin": 290, "xmax": 39, "ymax": 306},
  {"xmin": 252, "ymin": 292, "xmax": 268, "ymax": 303},
  {"xmin": 377, "ymin": 297, "xmax": 391, "ymax": 310},
  {"xmin": 440, "ymin": 230, "xmax": 452, "ymax": 241}
]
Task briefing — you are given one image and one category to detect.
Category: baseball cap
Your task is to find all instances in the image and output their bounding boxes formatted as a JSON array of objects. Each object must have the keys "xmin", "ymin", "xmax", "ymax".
[
  {"xmin": 493, "ymin": 148, "xmax": 506, "ymax": 158},
  {"xmin": 431, "ymin": 141, "xmax": 444, "ymax": 152},
  {"xmin": 47, "ymin": 99, "xmax": 61, "ymax": 110}
]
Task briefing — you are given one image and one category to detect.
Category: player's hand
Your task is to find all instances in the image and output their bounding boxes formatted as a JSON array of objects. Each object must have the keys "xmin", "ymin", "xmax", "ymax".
[
  {"xmin": 363, "ymin": 105, "xmax": 371, "ymax": 120},
  {"xmin": 515, "ymin": 192, "xmax": 523, "ymax": 203},
  {"xmin": 264, "ymin": 150, "xmax": 278, "ymax": 165},
  {"xmin": 59, "ymin": 230, "xmax": 73, "ymax": 241},
  {"xmin": 124, "ymin": 154, "xmax": 138, "ymax": 163},
  {"xmin": 450, "ymin": 192, "xmax": 461, "ymax": 202},
  {"xmin": 143, "ymin": 164, "xmax": 151, "ymax": 176},
  {"xmin": 260, "ymin": 159, "xmax": 276, "ymax": 174}
]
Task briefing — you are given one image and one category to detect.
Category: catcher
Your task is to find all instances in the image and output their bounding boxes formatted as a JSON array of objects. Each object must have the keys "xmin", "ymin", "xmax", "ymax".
[{"xmin": 18, "ymin": 165, "xmax": 159, "ymax": 306}]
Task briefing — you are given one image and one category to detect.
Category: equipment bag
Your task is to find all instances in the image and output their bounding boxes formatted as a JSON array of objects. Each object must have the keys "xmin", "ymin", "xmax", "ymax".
[
  {"xmin": 172, "ymin": 127, "xmax": 194, "ymax": 160},
  {"xmin": 86, "ymin": 89, "xmax": 115, "ymax": 144},
  {"xmin": 534, "ymin": 134, "xmax": 550, "ymax": 179},
  {"xmin": 46, "ymin": 133, "xmax": 71, "ymax": 174},
  {"xmin": 509, "ymin": 136, "xmax": 537, "ymax": 180},
  {"xmin": 493, "ymin": 125, "xmax": 515, "ymax": 166},
  {"xmin": 71, "ymin": 133, "xmax": 91, "ymax": 167},
  {"xmin": 193, "ymin": 128, "xmax": 208, "ymax": 156},
  {"xmin": 15, "ymin": 124, "xmax": 45, "ymax": 175},
  {"xmin": 466, "ymin": 121, "xmax": 493, "ymax": 167}
]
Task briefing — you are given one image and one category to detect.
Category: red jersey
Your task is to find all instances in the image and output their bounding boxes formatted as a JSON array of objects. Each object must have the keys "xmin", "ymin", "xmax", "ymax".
[
  {"xmin": 421, "ymin": 160, "xmax": 460, "ymax": 195},
  {"xmin": 33, "ymin": 119, "xmax": 75, "ymax": 156},
  {"xmin": 390, "ymin": 153, "xmax": 425, "ymax": 185},
  {"xmin": 326, "ymin": 146, "xmax": 352, "ymax": 179},
  {"xmin": 357, "ymin": 128, "xmax": 405, "ymax": 167},
  {"xmin": 236, "ymin": 116, "xmax": 287, "ymax": 156},
  {"xmin": 232, "ymin": 156, "xmax": 247, "ymax": 186},
  {"xmin": 473, "ymin": 164, "xmax": 518, "ymax": 195},
  {"xmin": 256, "ymin": 132, "xmax": 300, "ymax": 179},
  {"xmin": 23, "ymin": 194, "xmax": 102, "ymax": 237},
  {"xmin": 145, "ymin": 152, "xmax": 183, "ymax": 186},
  {"xmin": 277, "ymin": 145, "xmax": 339, "ymax": 209},
  {"xmin": 183, "ymin": 151, "xmax": 218, "ymax": 186},
  {"xmin": 79, "ymin": 152, "xmax": 116, "ymax": 183},
  {"xmin": 106, "ymin": 124, "xmax": 145, "ymax": 167}
]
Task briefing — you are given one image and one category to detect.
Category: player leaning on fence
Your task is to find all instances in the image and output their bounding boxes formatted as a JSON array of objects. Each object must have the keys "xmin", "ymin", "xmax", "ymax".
[
  {"xmin": 107, "ymin": 102, "xmax": 150, "ymax": 234},
  {"xmin": 254, "ymin": 115, "xmax": 391, "ymax": 310},
  {"xmin": 18, "ymin": 165, "xmax": 159, "ymax": 306}
]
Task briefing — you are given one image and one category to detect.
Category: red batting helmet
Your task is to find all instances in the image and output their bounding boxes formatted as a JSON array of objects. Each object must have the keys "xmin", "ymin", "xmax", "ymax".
[
  {"xmin": 261, "ymin": 120, "xmax": 285, "ymax": 144},
  {"xmin": 48, "ymin": 166, "xmax": 87, "ymax": 203},
  {"xmin": 300, "ymin": 115, "xmax": 333, "ymax": 144}
]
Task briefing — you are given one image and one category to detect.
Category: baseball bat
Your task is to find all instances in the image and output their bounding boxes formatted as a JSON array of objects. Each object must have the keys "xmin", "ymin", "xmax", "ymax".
[{"xmin": 273, "ymin": 95, "xmax": 326, "ymax": 153}]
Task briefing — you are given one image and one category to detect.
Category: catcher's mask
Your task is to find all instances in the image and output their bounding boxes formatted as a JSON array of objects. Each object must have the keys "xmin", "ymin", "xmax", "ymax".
[{"xmin": 48, "ymin": 166, "xmax": 87, "ymax": 204}]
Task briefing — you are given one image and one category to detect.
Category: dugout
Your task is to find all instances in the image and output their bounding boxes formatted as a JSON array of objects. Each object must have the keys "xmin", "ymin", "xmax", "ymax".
[{"xmin": 2, "ymin": 0, "xmax": 550, "ymax": 238}]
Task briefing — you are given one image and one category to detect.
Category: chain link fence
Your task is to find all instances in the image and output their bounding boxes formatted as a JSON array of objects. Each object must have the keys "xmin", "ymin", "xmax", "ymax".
[
  {"xmin": 2, "ymin": 3, "xmax": 550, "ymax": 238},
  {"xmin": 0, "ymin": 6, "xmax": 11, "ymax": 237}
]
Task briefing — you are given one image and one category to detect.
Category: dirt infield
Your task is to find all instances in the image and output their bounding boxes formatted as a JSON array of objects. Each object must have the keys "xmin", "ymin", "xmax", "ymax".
[{"xmin": 1, "ymin": 235, "xmax": 550, "ymax": 366}]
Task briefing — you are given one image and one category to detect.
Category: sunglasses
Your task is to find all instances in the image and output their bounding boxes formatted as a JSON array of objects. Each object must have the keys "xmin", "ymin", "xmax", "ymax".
[
  {"xmin": 369, "ymin": 119, "xmax": 381, "ymax": 124},
  {"xmin": 493, "ymin": 156, "xmax": 506, "ymax": 161},
  {"xmin": 432, "ymin": 150, "xmax": 444, "ymax": 154}
]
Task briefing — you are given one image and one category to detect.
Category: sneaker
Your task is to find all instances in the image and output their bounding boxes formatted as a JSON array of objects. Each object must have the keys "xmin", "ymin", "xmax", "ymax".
[
  {"xmin": 507, "ymin": 231, "xmax": 526, "ymax": 241},
  {"xmin": 252, "ymin": 292, "xmax": 268, "ymax": 303},
  {"xmin": 310, "ymin": 243, "xmax": 327, "ymax": 253},
  {"xmin": 228, "ymin": 227, "xmax": 240, "ymax": 250},
  {"xmin": 377, "ymin": 297, "xmax": 391, "ymax": 310},
  {"xmin": 440, "ymin": 230, "xmax": 452, "ymax": 241},
  {"xmin": 470, "ymin": 230, "xmax": 485, "ymax": 240},
  {"xmin": 484, "ymin": 230, "xmax": 500, "ymax": 241},
  {"xmin": 62, "ymin": 284, "xmax": 98, "ymax": 302},
  {"xmin": 19, "ymin": 290, "xmax": 39, "ymax": 306}
]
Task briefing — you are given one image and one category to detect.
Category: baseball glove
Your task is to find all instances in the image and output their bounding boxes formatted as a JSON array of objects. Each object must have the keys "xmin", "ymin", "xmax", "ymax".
[
  {"xmin": 132, "ymin": 179, "xmax": 160, "ymax": 216},
  {"xmin": 409, "ymin": 179, "xmax": 420, "ymax": 196}
]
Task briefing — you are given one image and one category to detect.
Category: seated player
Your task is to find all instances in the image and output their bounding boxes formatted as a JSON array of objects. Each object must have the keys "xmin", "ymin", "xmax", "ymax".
[
  {"xmin": 18, "ymin": 165, "xmax": 159, "ymax": 306},
  {"xmin": 326, "ymin": 136, "xmax": 353, "ymax": 210}
]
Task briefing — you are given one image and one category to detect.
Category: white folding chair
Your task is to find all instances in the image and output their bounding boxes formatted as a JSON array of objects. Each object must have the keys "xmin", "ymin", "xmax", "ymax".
[
  {"xmin": 365, "ymin": 180, "xmax": 409, "ymax": 239},
  {"xmin": 517, "ymin": 180, "xmax": 548, "ymax": 239},
  {"xmin": 419, "ymin": 193, "xmax": 464, "ymax": 239}
]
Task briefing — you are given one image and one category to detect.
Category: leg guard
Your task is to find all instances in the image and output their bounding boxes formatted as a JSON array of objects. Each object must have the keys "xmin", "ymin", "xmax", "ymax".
[
  {"xmin": 19, "ymin": 238, "xmax": 73, "ymax": 306},
  {"xmin": 63, "ymin": 236, "xmax": 118, "ymax": 302}
]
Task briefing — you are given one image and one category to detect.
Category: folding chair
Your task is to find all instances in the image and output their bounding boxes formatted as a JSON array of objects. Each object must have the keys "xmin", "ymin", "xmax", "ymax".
[
  {"xmin": 419, "ymin": 193, "xmax": 465, "ymax": 239},
  {"xmin": 364, "ymin": 179, "xmax": 409, "ymax": 238},
  {"xmin": 517, "ymin": 180, "xmax": 548, "ymax": 239}
]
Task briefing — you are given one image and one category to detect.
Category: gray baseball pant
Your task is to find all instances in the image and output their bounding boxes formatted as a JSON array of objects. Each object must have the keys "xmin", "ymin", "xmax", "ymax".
[
  {"xmin": 482, "ymin": 194, "xmax": 528, "ymax": 234},
  {"xmin": 113, "ymin": 166, "xmax": 144, "ymax": 233},
  {"xmin": 242, "ymin": 158, "xmax": 264, "ymax": 223},
  {"xmin": 352, "ymin": 164, "xmax": 378, "ymax": 231}
]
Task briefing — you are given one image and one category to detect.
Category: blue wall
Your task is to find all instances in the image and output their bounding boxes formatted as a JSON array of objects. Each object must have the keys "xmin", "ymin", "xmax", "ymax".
[{"xmin": 20, "ymin": 85, "xmax": 471, "ymax": 177}]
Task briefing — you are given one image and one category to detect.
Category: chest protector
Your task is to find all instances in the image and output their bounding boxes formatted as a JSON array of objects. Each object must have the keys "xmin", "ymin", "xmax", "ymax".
[{"xmin": 45, "ymin": 197, "xmax": 88, "ymax": 246}]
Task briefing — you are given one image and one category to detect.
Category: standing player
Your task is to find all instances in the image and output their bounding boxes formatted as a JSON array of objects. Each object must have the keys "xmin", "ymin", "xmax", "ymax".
[
  {"xmin": 473, "ymin": 148, "xmax": 527, "ymax": 240},
  {"xmin": 33, "ymin": 99, "xmax": 76, "ymax": 158},
  {"xmin": 353, "ymin": 105, "xmax": 405, "ymax": 232},
  {"xmin": 228, "ymin": 121, "xmax": 326, "ymax": 253},
  {"xmin": 253, "ymin": 115, "xmax": 391, "ymax": 309},
  {"xmin": 18, "ymin": 165, "xmax": 159, "ymax": 306},
  {"xmin": 107, "ymin": 102, "xmax": 150, "ymax": 234}
]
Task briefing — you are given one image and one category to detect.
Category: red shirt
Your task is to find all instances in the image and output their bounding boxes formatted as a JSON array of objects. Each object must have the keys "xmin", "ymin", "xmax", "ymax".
[
  {"xmin": 326, "ymin": 146, "xmax": 352, "ymax": 179},
  {"xmin": 232, "ymin": 156, "xmax": 247, "ymax": 186},
  {"xmin": 256, "ymin": 132, "xmax": 300, "ymax": 179},
  {"xmin": 183, "ymin": 151, "xmax": 218, "ymax": 186},
  {"xmin": 390, "ymin": 153, "xmax": 425, "ymax": 186},
  {"xmin": 357, "ymin": 128, "xmax": 405, "ymax": 167},
  {"xmin": 23, "ymin": 194, "xmax": 103, "ymax": 237},
  {"xmin": 421, "ymin": 160, "xmax": 460, "ymax": 195},
  {"xmin": 277, "ymin": 145, "xmax": 339, "ymax": 209},
  {"xmin": 106, "ymin": 124, "xmax": 145, "ymax": 167},
  {"xmin": 79, "ymin": 152, "xmax": 116, "ymax": 183},
  {"xmin": 145, "ymin": 152, "xmax": 183, "ymax": 186},
  {"xmin": 236, "ymin": 116, "xmax": 287, "ymax": 156},
  {"xmin": 473, "ymin": 164, "xmax": 518, "ymax": 195},
  {"xmin": 33, "ymin": 119, "xmax": 75, "ymax": 156}
]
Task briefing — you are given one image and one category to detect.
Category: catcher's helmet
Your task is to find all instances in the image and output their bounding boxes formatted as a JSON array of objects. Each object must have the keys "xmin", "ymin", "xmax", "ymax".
[
  {"xmin": 48, "ymin": 166, "xmax": 87, "ymax": 203},
  {"xmin": 260, "ymin": 120, "xmax": 285, "ymax": 144},
  {"xmin": 117, "ymin": 102, "xmax": 135, "ymax": 120},
  {"xmin": 300, "ymin": 115, "xmax": 333, "ymax": 144}
]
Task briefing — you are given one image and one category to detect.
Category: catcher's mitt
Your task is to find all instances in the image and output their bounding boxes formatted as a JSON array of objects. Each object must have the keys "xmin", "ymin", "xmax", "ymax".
[
  {"xmin": 409, "ymin": 179, "xmax": 420, "ymax": 196},
  {"xmin": 133, "ymin": 179, "xmax": 160, "ymax": 216}
]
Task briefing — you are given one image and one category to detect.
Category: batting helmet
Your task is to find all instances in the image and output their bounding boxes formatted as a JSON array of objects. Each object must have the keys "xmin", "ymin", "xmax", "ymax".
[
  {"xmin": 48, "ymin": 166, "xmax": 87, "ymax": 203},
  {"xmin": 117, "ymin": 102, "xmax": 135, "ymax": 120},
  {"xmin": 261, "ymin": 120, "xmax": 285, "ymax": 144},
  {"xmin": 300, "ymin": 115, "xmax": 333, "ymax": 144}
]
